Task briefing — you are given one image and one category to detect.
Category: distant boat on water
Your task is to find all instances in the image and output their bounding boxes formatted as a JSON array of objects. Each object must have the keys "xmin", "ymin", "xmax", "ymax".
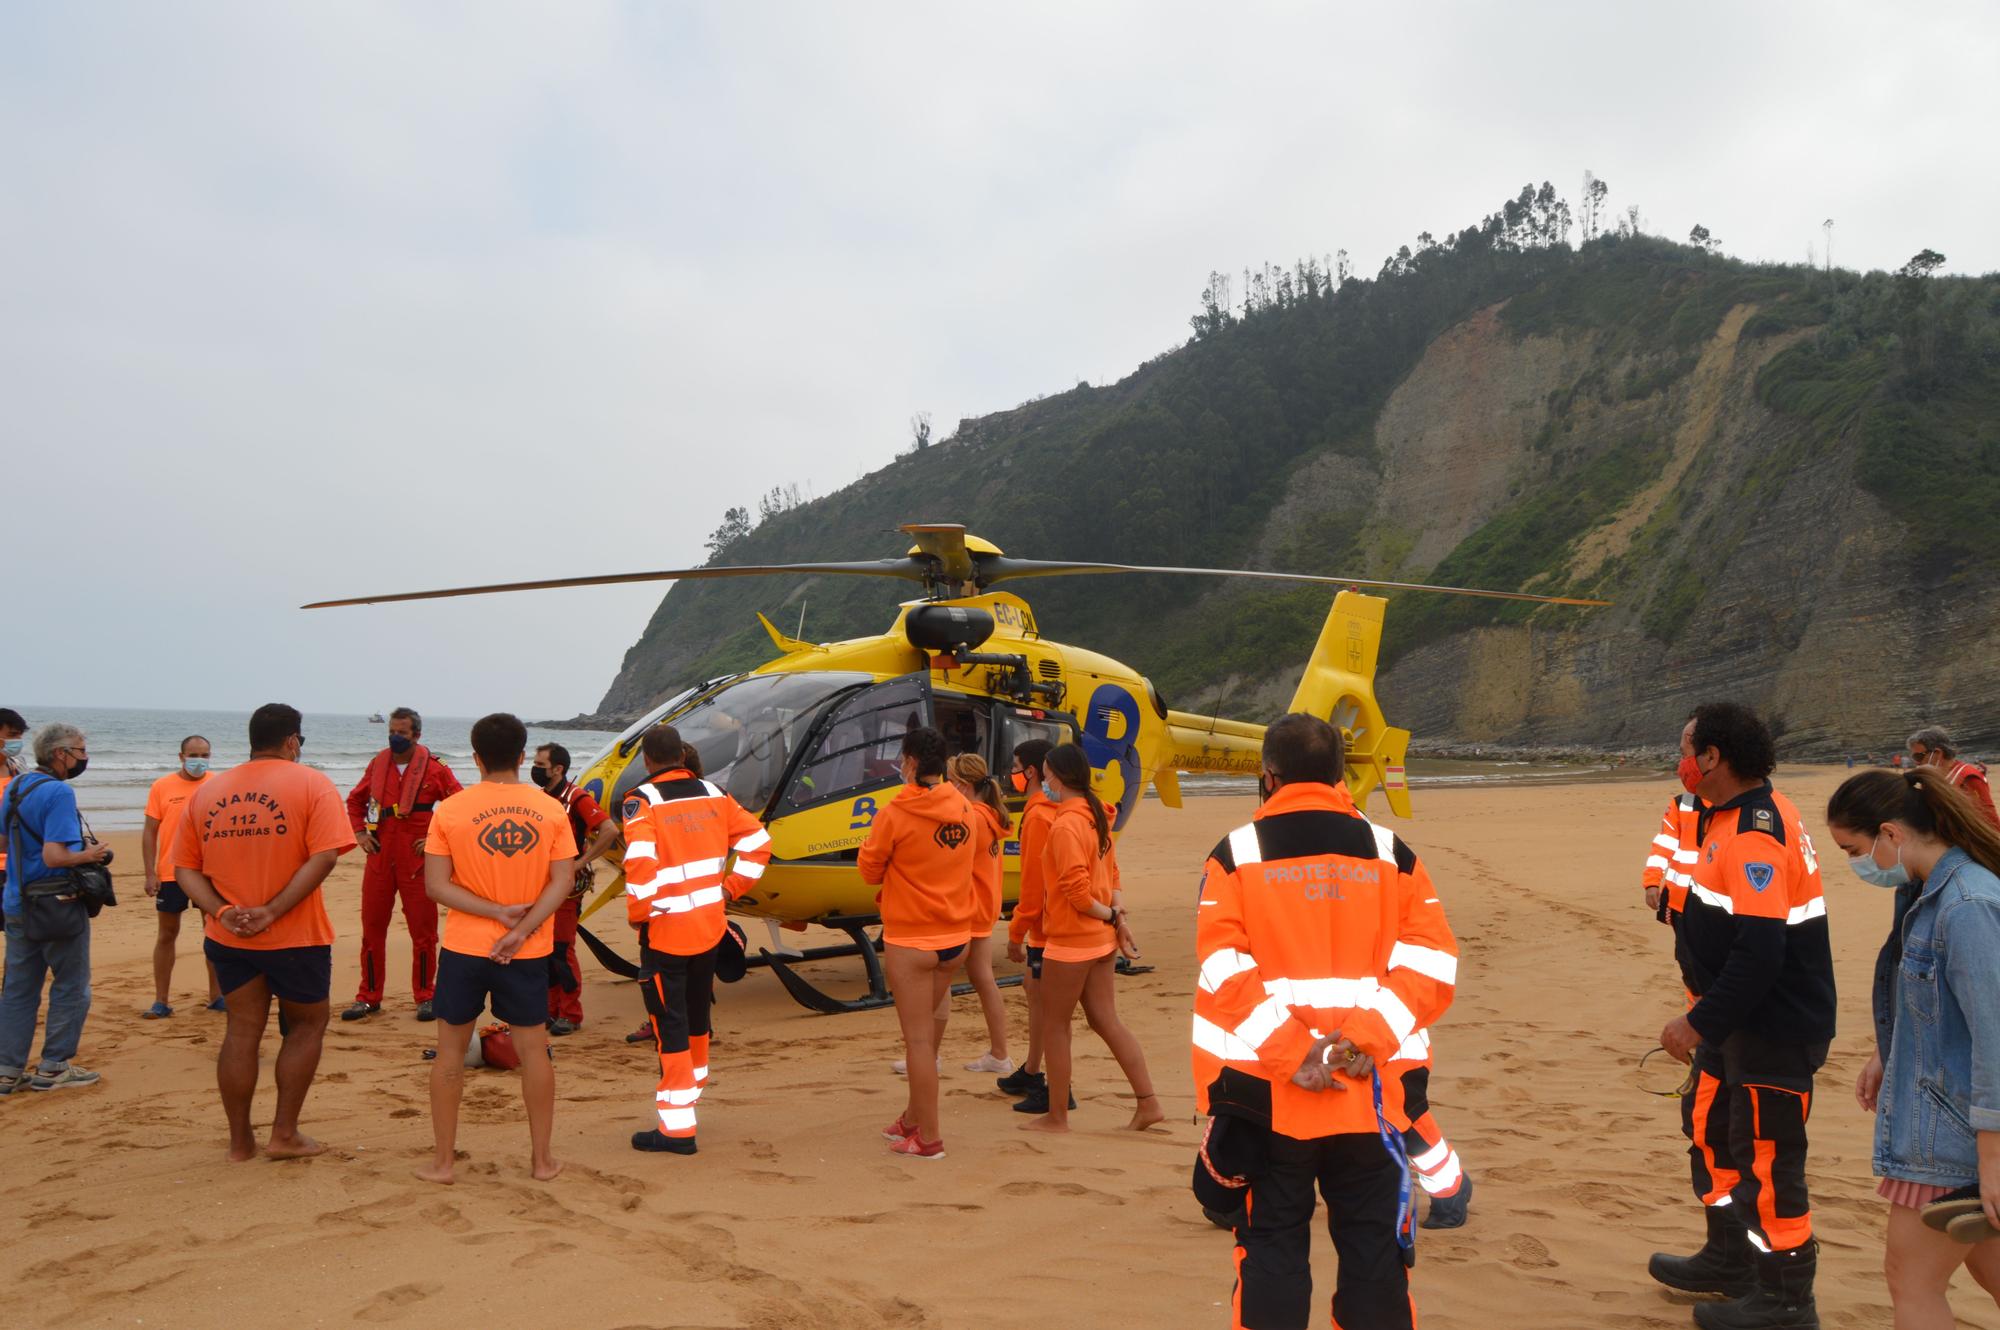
[{"xmin": 367, "ymin": 712, "xmax": 384, "ymax": 723}]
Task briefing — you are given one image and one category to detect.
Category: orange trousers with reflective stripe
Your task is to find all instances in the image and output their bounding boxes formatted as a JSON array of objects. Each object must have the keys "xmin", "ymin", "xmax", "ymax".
[
  {"xmin": 1681, "ymin": 1035, "xmax": 1824, "ymax": 1252},
  {"xmin": 640, "ymin": 944, "xmax": 716, "ymax": 1139}
]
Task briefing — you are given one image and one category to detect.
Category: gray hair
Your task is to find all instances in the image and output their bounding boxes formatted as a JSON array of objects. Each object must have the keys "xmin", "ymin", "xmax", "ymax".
[
  {"xmin": 33, "ymin": 723, "xmax": 84, "ymax": 766},
  {"xmin": 1908, "ymin": 725, "xmax": 1956, "ymax": 758}
]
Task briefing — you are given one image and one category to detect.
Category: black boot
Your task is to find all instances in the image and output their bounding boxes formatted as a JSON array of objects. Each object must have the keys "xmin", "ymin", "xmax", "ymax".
[
  {"xmin": 1692, "ymin": 1241, "xmax": 1818, "ymax": 1329},
  {"xmin": 1421, "ymin": 1173, "xmax": 1472, "ymax": 1230},
  {"xmin": 1648, "ymin": 1207, "xmax": 1755, "ymax": 1297}
]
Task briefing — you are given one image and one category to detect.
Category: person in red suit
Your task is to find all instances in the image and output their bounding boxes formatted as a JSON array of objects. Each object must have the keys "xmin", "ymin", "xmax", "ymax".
[
  {"xmin": 530, "ymin": 742, "xmax": 622, "ymax": 1035},
  {"xmin": 342, "ymin": 708, "xmax": 461, "ymax": 1021}
]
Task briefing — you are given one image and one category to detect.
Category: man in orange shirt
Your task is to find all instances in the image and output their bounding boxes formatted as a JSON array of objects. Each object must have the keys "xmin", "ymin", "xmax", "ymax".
[
  {"xmin": 343, "ymin": 707, "xmax": 462, "ymax": 1022},
  {"xmin": 141, "ymin": 735, "xmax": 218, "ymax": 1018},
  {"xmin": 176, "ymin": 703, "xmax": 357, "ymax": 1162},
  {"xmin": 417, "ymin": 713, "xmax": 577, "ymax": 1185}
]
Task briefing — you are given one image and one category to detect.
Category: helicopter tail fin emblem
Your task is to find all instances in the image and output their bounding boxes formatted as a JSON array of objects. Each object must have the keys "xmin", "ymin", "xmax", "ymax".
[{"xmin": 1287, "ymin": 591, "xmax": 1412, "ymax": 818}]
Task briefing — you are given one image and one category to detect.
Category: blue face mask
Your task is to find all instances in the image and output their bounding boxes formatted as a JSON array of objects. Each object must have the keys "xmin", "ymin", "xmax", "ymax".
[
  {"xmin": 1850, "ymin": 833, "xmax": 1911, "ymax": 888},
  {"xmin": 1042, "ymin": 780, "xmax": 1060, "ymax": 802},
  {"xmin": 183, "ymin": 757, "xmax": 210, "ymax": 778},
  {"xmin": 388, "ymin": 734, "xmax": 414, "ymax": 755},
  {"xmin": 2, "ymin": 739, "xmax": 20, "ymax": 758}
]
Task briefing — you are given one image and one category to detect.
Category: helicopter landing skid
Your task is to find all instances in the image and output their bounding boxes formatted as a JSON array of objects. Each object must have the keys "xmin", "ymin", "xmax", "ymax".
[{"xmin": 760, "ymin": 918, "xmax": 1029, "ymax": 1015}]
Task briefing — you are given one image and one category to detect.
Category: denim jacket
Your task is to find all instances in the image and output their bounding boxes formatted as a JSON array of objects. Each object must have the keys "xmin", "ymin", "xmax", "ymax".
[{"xmin": 1874, "ymin": 847, "xmax": 2000, "ymax": 1185}]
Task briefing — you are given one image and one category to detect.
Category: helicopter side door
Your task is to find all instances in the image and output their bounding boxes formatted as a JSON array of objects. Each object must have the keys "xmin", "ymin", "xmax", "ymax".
[{"xmin": 775, "ymin": 674, "xmax": 934, "ymax": 845}]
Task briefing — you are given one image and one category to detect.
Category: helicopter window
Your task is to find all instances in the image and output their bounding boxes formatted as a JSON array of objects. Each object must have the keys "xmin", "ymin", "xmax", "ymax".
[
  {"xmin": 779, "ymin": 675, "xmax": 933, "ymax": 814},
  {"xmin": 933, "ymin": 693, "xmax": 994, "ymax": 760},
  {"xmin": 607, "ymin": 671, "xmax": 873, "ymax": 817},
  {"xmin": 995, "ymin": 708, "xmax": 1076, "ymax": 813}
]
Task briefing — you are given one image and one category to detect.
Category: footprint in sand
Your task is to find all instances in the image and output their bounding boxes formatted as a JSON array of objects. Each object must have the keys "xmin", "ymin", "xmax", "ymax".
[
  {"xmin": 422, "ymin": 1202, "xmax": 474, "ymax": 1235},
  {"xmin": 1502, "ymin": 1233, "xmax": 1559, "ymax": 1269},
  {"xmin": 355, "ymin": 1282, "xmax": 442, "ymax": 1323}
]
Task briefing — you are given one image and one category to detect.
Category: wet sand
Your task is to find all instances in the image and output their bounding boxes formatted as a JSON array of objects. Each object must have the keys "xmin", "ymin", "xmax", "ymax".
[{"xmin": 3, "ymin": 766, "xmax": 1992, "ymax": 1328}]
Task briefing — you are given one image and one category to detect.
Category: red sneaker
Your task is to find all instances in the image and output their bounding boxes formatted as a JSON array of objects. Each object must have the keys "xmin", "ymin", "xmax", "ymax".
[
  {"xmin": 888, "ymin": 1133, "xmax": 945, "ymax": 1160},
  {"xmin": 881, "ymin": 1115, "xmax": 918, "ymax": 1142}
]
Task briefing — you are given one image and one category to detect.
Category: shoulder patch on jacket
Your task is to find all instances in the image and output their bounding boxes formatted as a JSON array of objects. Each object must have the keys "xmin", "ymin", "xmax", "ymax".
[{"xmin": 1734, "ymin": 797, "xmax": 1787, "ymax": 845}]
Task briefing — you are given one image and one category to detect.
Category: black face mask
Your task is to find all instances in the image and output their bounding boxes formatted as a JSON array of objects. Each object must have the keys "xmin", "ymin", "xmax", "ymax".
[
  {"xmin": 388, "ymin": 734, "xmax": 414, "ymax": 755},
  {"xmin": 60, "ymin": 757, "xmax": 88, "ymax": 781},
  {"xmin": 529, "ymin": 767, "xmax": 553, "ymax": 789}
]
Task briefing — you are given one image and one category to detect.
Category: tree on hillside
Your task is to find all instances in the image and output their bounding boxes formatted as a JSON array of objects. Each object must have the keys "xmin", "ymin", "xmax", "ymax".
[
  {"xmin": 1581, "ymin": 171, "xmax": 1609, "ymax": 241},
  {"xmin": 909, "ymin": 411, "xmax": 933, "ymax": 451},
  {"xmin": 1689, "ymin": 223, "xmax": 1720, "ymax": 254},
  {"xmin": 1191, "ymin": 270, "xmax": 1234, "ymax": 338},
  {"xmin": 1898, "ymin": 249, "xmax": 1946, "ymax": 279},
  {"xmin": 704, "ymin": 505, "xmax": 751, "ymax": 561},
  {"xmin": 758, "ymin": 484, "xmax": 803, "ymax": 521}
]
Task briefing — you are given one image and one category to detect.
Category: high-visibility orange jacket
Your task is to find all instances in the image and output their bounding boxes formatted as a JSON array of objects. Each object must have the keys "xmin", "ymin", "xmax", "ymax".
[
  {"xmin": 1643, "ymin": 791, "xmax": 1705, "ymax": 913},
  {"xmin": 621, "ymin": 767, "xmax": 771, "ymax": 955},
  {"xmin": 1192, "ymin": 781, "xmax": 1457, "ymax": 1140},
  {"xmin": 1676, "ymin": 780, "xmax": 1835, "ymax": 1046},
  {"xmin": 1040, "ymin": 799, "xmax": 1119, "ymax": 952},
  {"xmin": 857, "ymin": 781, "xmax": 978, "ymax": 949},
  {"xmin": 1007, "ymin": 789, "xmax": 1058, "ymax": 946},
  {"xmin": 967, "ymin": 798, "xmax": 1008, "ymax": 929}
]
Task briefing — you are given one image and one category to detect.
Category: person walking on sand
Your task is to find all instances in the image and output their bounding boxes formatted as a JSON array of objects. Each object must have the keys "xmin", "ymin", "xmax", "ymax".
[
  {"xmin": 1650, "ymin": 702, "xmax": 1835, "ymax": 1329},
  {"xmin": 141, "ymin": 735, "xmax": 221, "ymax": 1018},
  {"xmin": 861, "ymin": 727, "xmax": 979, "ymax": 1160},
  {"xmin": 1191, "ymin": 714, "xmax": 1456, "ymax": 1329},
  {"xmin": 1906, "ymin": 726, "xmax": 1999, "ymax": 829},
  {"xmin": 947, "ymin": 753, "xmax": 1014, "ymax": 1076},
  {"xmin": 1827, "ymin": 768, "xmax": 2000, "ymax": 1327},
  {"xmin": 343, "ymin": 707, "xmax": 461, "ymax": 1022},
  {"xmin": 175, "ymin": 704, "xmax": 356, "ymax": 1160},
  {"xmin": 998, "ymin": 739, "xmax": 1058, "ymax": 1099},
  {"xmin": 416, "ymin": 713, "xmax": 576, "ymax": 1185},
  {"xmin": 622, "ymin": 724, "xmax": 772, "ymax": 1155},
  {"xmin": 1022, "ymin": 742, "xmax": 1161, "ymax": 1136}
]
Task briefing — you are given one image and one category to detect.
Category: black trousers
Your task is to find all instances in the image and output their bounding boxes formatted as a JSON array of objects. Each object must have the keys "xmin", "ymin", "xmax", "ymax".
[
  {"xmin": 1234, "ymin": 1127, "xmax": 1411, "ymax": 1330},
  {"xmin": 639, "ymin": 943, "xmax": 716, "ymax": 1055},
  {"xmin": 1681, "ymin": 1031, "xmax": 1826, "ymax": 1252}
]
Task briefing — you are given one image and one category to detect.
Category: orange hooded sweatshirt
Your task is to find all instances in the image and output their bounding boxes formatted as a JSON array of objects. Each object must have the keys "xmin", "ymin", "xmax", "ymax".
[
  {"xmin": 966, "ymin": 798, "xmax": 1008, "ymax": 930},
  {"xmin": 1007, "ymin": 789, "xmax": 1058, "ymax": 946},
  {"xmin": 858, "ymin": 781, "xmax": 978, "ymax": 949},
  {"xmin": 1039, "ymin": 798, "xmax": 1118, "ymax": 956}
]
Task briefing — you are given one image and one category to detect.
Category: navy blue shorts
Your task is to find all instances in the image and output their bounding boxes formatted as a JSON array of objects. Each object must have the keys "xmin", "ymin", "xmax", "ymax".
[
  {"xmin": 204, "ymin": 939, "xmax": 332, "ymax": 1005},
  {"xmin": 1026, "ymin": 945, "xmax": 1044, "ymax": 980},
  {"xmin": 156, "ymin": 882, "xmax": 191, "ymax": 914},
  {"xmin": 434, "ymin": 948, "xmax": 549, "ymax": 1027},
  {"xmin": 935, "ymin": 943, "xmax": 966, "ymax": 964}
]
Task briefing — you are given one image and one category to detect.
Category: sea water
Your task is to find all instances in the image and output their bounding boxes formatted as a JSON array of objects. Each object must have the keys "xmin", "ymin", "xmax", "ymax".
[{"xmin": 6, "ymin": 706, "xmax": 616, "ymax": 831}]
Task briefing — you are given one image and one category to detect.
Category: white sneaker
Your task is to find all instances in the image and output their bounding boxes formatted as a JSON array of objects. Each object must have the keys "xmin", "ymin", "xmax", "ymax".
[
  {"xmin": 964, "ymin": 1053, "xmax": 1015, "ymax": 1074},
  {"xmin": 891, "ymin": 1057, "xmax": 942, "ymax": 1076}
]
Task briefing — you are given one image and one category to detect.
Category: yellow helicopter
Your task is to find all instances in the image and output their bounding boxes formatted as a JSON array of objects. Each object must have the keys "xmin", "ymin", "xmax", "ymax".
[{"xmin": 306, "ymin": 523, "xmax": 1603, "ymax": 1011}]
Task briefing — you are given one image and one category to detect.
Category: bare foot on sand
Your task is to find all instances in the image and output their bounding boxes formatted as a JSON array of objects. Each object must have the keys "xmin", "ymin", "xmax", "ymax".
[
  {"xmin": 265, "ymin": 1133, "xmax": 327, "ymax": 1160},
  {"xmin": 531, "ymin": 1158, "xmax": 565, "ymax": 1182},
  {"xmin": 1126, "ymin": 1094, "xmax": 1166, "ymax": 1131},
  {"xmin": 1020, "ymin": 1117, "xmax": 1070, "ymax": 1134},
  {"xmin": 414, "ymin": 1161, "xmax": 456, "ymax": 1185},
  {"xmin": 226, "ymin": 1141, "xmax": 259, "ymax": 1163}
]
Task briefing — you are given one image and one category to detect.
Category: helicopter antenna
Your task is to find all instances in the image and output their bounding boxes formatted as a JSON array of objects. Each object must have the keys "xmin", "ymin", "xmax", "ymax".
[{"xmin": 796, "ymin": 598, "xmax": 808, "ymax": 640}]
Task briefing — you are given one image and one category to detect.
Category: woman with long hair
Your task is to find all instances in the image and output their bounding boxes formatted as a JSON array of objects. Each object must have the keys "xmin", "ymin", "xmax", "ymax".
[
  {"xmin": 1826, "ymin": 768, "xmax": 2000, "ymax": 1326},
  {"xmin": 1021, "ymin": 743, "xmax": 1162, "ymax": 1134},
  {"xmin": 857, "ymin": 726, "xmax": 977, "ymax": 1159},
  {"xmin": 948, "ymin": 753, "xmax": 1014, "ymax": 1075}
]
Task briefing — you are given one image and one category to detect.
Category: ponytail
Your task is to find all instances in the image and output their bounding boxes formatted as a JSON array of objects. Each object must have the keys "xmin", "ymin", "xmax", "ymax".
[
  {"xmin": 1045, "ymin": 743, "xmax": 1111, "ymax": 856},
  {"xmin": 948, "ymin": 753, "xmax": 1009, "ymax": 823},
  {"xmin": 681, "ymin": 742, "xmax": 704, "ymax": 779},
  {"xmin": 1828, "ymin": 768, "xmax": 2000, "ymax": 877}
]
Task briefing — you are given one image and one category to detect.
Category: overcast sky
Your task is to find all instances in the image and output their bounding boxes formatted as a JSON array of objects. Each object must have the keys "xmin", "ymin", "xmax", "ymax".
[{"xmin": 6, "ymin": 1, "xmax": 1995, "ymax": 718}]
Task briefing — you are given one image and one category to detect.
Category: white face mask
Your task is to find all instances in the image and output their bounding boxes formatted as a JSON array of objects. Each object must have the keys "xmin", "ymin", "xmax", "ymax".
[
  {"xmin": 183, "ymin": 757, "xmax": 210, "ymax": 778},
  {"xmin": 1849, "ymin": 832, "xmax": 1911, "ymax": 888}
]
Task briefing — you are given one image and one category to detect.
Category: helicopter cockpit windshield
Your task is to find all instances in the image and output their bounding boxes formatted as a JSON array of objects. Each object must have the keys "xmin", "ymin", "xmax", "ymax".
[{"xmin": 610, "ymin": 671, "xmax": 875, "ymax": 816}]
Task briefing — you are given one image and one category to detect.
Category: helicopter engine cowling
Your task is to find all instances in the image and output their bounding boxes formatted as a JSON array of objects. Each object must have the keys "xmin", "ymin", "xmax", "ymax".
[{"xmin": 904, "ymin": 605, "xmax": 996, "ymax": 654}]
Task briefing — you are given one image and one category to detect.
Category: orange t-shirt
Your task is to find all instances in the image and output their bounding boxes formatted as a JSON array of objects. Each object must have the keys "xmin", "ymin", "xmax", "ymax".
[
  {"xmin": 424, "ymin": 781, "xmax": 578, "ymax": 961},
  {"xmin": 176, "ymin": 758, "xmax": 357, "ymax": 950},
  {"xmin": 145, "ymin": 770, "xmax": 210, "ymax": 881}
]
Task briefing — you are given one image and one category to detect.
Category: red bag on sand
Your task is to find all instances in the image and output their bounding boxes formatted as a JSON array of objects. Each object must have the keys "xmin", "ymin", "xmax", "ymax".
[{"xmin": 479, "ymin": 1024, "xmax": 521, "ymax": 1071}]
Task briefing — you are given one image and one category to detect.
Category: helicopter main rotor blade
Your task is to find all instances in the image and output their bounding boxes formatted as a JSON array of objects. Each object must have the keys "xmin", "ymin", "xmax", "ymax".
[
  {"xmin": 898, "ymin": 522, "xmax": 976, "ymax": 584},
  {"xmin": 976, "ymin": 558, "xmax": 1611, "ymax": 608},
  {"xmin": 301, "ymin": 559, "xmax": 926, "ymax": 609}
]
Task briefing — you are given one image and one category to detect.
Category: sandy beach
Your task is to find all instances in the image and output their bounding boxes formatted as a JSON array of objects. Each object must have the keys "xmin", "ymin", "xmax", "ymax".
[{"xmin": 5, "ymin": 766, "xmax": 1993, "ymax": 1329}]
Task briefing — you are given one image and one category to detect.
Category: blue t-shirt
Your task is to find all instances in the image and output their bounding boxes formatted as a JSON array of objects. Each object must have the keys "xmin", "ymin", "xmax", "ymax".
[{"xmin": 4, "ymin": 773, "xmax": 84, "ymax": 913}]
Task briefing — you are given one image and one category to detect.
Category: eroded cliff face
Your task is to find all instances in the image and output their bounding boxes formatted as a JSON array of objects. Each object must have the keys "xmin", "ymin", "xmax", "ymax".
[{"xmin": 1347, "ymin": 302, "xmax": 1998, "ymax": 755}]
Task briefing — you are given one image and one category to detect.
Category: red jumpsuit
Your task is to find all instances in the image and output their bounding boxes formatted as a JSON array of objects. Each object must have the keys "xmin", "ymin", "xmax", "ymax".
[
  {"xmin": 346, "ymin": 748, "xmax": 461, "ymax": 1006},
  {"xmin": 547, "ymin": 781, "xmax": 611, "ymax": 1025}
]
